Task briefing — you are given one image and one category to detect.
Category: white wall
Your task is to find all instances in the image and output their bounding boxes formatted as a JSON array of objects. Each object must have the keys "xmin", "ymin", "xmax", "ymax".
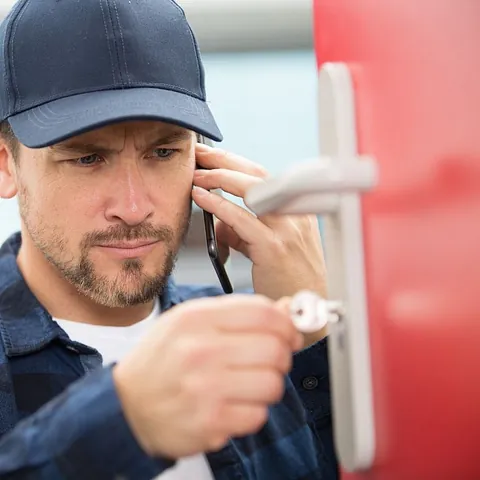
[{"xmin": 179, "ymin": 0, "xmax": 313, "ymax": 51}]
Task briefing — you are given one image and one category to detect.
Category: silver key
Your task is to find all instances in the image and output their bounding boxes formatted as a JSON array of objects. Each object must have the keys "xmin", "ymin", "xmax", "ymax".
[{"xmin": 290, "ymin": 290, "xmax": 344, "ymax": 333}]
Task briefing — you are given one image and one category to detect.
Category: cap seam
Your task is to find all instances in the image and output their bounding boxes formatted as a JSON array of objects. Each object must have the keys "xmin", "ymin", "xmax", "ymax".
[
  {"xmin": 1, "ymin": 6, "xmax": 20, "ymax": 116},
  {"xmin": 98, "ymin": 0, "xmax": 118, "ymax": 86},
  {"xmin": 105, "ymin": 0, "xmax": 125, "ymax": 86},
  {"xmin": 166, "ymin": 0, "xmax": 203, "ymax": 99},
  {"xmin": 111, "ymin": 0, "xmax": 131, "ymax": 85},
  {"xmin": 7, "ymin": 0, "xmax": 31, "ymax": 113},
  {"xmin": 187, "ymin": 23, "xmax": 206, "ymax": 99},
  {"xmin": 6, "ymin": 83, "xmax": 204, "ymax": 119}
]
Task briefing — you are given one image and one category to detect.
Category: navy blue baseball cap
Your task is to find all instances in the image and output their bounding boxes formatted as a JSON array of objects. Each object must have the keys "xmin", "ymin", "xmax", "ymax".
[{"xmin": 0, "ymin": 0, "xmax": 223, "ymax": 148}]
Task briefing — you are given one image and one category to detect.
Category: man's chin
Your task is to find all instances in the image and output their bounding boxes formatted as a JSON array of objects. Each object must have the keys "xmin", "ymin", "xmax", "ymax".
[
  {"xmin": 83, "ymin": 281, "xmax": 164, "ymax": 308},
  {"xmin": 65, "ymin": 248, "xmax": 177, "ymax": 307}
]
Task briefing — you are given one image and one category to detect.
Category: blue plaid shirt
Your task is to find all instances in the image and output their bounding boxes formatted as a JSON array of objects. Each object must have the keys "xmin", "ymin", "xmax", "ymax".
[{"xmin": 0, "ymin": 233, "xmax": 338, "ymax": 479}]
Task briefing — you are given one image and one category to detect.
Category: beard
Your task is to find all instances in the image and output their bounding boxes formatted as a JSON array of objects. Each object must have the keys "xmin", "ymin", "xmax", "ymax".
[{"xmin": 18, "ymin": 186, "xmax": 191, "ymax": 308}]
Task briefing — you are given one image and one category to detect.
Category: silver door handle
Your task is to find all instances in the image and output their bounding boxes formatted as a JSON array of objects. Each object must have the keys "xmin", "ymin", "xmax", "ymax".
[{"xmin": 245, "ymin": 62, "xmax": 376, "ymax": 472}]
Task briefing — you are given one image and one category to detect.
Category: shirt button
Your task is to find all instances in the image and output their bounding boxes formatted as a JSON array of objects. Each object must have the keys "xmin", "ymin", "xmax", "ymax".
[{"xmin": 302, "ymin": 376, "xmax": 319, "ymax": 390}]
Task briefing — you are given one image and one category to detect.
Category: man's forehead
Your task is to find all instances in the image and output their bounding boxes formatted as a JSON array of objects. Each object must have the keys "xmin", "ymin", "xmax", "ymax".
[{"xmin": 51, "ymin": 121, "xmax": 193, "ymax": 151}]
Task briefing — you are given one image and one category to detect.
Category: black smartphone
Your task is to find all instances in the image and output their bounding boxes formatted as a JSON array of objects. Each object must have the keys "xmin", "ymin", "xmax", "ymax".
[{"xmin": 197, "ymin": 135, "xmax": 233, "ymax": 294}]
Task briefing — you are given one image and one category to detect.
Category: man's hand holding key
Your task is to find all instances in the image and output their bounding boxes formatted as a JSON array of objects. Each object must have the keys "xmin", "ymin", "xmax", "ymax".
[{"xmin": 113, "ymin": 294, "xmax": 303, "ymax": 459}]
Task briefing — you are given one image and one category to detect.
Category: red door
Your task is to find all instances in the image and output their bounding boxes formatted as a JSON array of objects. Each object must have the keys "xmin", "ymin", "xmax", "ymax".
[{"xmin": 314, "ymin": 1, "xmax": 480, "ymax": 479}]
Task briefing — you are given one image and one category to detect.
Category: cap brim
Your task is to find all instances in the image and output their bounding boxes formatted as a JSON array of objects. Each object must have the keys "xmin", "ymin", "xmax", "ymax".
[{"xmin": 8, "ymin": 88, "xmax": 223, "ymax": 148}]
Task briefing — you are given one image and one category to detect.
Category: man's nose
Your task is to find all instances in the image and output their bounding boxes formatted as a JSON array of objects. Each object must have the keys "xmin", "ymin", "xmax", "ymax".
[{"xmin": 104, "ymin": 165, "xmax": 154, "ymax": 226}]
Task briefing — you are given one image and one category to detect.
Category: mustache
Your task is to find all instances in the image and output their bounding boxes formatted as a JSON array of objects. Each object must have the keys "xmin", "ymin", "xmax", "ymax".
[{"xmin": 82, "ymin": 223, "xmax": 174, "ymax": 248}]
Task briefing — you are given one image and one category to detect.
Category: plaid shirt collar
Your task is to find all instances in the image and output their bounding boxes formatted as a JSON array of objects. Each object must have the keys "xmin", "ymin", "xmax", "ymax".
[{"xmin": 0, "ymin": 232, "xmax": 181, "ymax": 357}]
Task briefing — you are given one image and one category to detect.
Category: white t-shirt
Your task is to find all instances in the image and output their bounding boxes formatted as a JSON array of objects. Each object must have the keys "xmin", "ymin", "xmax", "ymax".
[{"xmin": 55, "ymin": 299, "xmax": 214, "ymax": 480}]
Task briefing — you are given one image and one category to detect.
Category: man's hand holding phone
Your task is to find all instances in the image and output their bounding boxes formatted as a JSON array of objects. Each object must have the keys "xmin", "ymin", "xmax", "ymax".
[{"xmin": 192, "ymin": 143, "xmax": 328, "ymax": 348}]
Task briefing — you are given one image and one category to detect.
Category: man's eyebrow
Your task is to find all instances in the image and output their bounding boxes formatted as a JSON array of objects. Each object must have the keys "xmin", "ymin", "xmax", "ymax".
[
  {"xmin": 50, "ymin": 130, "xmax": 193, "ymax": 154},
  {"xmin": 146, "ymin": 130, "xmax": 193, "ymax": 148}
]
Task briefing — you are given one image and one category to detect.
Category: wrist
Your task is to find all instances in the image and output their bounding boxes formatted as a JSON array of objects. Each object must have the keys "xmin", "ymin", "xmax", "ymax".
[{"xmin": 112, "ymin": 364, "xmax": 155, "ymax": 458}]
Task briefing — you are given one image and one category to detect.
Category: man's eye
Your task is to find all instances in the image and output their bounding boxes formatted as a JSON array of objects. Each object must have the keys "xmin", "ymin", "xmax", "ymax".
[
  {"xmin": 75, "ymin": 154, "xmax": 102, "ymax": 166},
  {"xmin": 152, "ymin": 148, "xmax": 176, "ymax": 159}
]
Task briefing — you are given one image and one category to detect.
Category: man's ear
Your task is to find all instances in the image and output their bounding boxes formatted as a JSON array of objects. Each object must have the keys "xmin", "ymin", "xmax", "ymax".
[{"xmin": 0, "ymin": 142, "xmax": 18, "ymax": 199}]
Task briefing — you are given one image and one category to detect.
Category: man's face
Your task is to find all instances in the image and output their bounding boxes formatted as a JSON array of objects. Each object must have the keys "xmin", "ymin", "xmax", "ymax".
[{"xmin": 15, "ymin": 121, "xmax": 195, "ymax": 307}]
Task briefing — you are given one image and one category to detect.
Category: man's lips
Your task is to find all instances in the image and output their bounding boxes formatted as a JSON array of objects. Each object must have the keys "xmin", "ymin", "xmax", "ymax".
[
  {"xmin": 95, "ymin": 240, "xmax": 160, "ymax": 258},
  {"xmin": 97, "ymin": 240, "xmax": 159, "ymax": 249}
]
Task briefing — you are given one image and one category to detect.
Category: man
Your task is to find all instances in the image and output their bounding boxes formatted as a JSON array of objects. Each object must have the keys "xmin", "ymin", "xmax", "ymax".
[{"xmin": 0, "ymin": 0, "xmax": 337, "ymax": 478}]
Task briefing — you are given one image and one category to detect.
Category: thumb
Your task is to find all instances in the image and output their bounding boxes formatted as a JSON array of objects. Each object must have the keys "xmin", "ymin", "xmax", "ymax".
[
  {"xmin": 275, "ymin": 296, "xmax": 292, "ymax": 315},
  {"xmin": 275, "ymin": 296, "xmax": 304, "ymax": 351}
]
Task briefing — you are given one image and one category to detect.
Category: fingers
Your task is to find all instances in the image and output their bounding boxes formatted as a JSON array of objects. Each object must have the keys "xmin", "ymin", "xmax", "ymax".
[
  {"xmin": 216, "ymin": 315, "xmax": 300, "ymax": 353},
  {"xmin": 194, "ymin": 145, "xmax": 299, "ymax": 256},
  {"xmin": 176, "ymin": 295, "xmax": 301, "ymax": 352},
  {"xmin": 192, "ymin": 162, "xmax": 314, "ymax": 236},
  {"xmin": 219, "ymin": 403, "xmax": 269, "ymax": 439},
  {"xmin": 182, "ymin": 348, "xmax": 288, "ymax": 403},
  {"xmin": 214, "ymin": 220, "xmax": 246, "ymax": 260},
  {"xmin": 193, "ymin": 168, "xmax": 264, "ymax": 199},
  {"xmin": 219, "ymin": 369, "xmax": 286, "ymax": 404},
  {"xmin": 275, "ymin": 296, "xmax": 291, "ymax": 313},
  {"xmin": 221, "ymin": 333, "xmax": 293, "ymax": 373},
  {"xmin": 213, "ymin": 301, "xmax": 300, "ymax": 351},
  {"xmin": 192, "ymin": 186, "xmax": 273, "ymax": 246},
  {"xmin": 196, "ymin": 144, "xmax": 269, "ymax": 179}
]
